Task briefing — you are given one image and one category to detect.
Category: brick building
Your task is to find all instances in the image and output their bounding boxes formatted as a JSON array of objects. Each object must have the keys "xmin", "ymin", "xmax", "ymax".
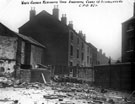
[
  {"xmin": 122, "ymin": 3, "xmax": 135, "ymax": 63},
  {"xmin": 86, "ymin": 43, "xmax": 97, "ymax": 66},
  {"xmin": 97, "ymin": 49, "xmax": 109, "ymax": 65},
  {"xmin": 19, "ymin": 6, "xmax": 97, "ymax": 67},
  {"xmin": 0, "ymin": 22, "xmax": 46, "ymax": 76}
]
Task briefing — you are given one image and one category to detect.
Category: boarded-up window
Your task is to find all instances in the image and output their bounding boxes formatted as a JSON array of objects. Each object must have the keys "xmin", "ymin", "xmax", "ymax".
[{"xmin": 30, "ymin": 45, "xmax": 43, "ymax": 68}]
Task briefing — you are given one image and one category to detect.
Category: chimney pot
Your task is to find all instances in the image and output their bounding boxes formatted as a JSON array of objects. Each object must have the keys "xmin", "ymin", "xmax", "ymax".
[
  {"xmin": 69, "ymin": 21, "xmax": 73, "ymax": 24},
  {"xmin": 54, "ymin": 5, "xmax": 58, "ymax": 9},
  {"xmin": 79, "ymin": 30, "xmax": 82, "ymax": 34},
  {"xmin": 79, "ymin": 31, "xmax": 83, "ymax": 37}
]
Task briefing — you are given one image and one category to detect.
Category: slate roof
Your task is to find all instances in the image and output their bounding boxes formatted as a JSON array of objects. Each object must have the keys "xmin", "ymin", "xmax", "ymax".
[
  {"xmin": 0, "ymin": 22, "xmax": 46, "ymax": 48},
  {"xmin": 14, "ymin": 32, "xmax": 46, "ymax": 48},
  {"xmin": 122, "ymin": 16, "xmax": 135, "ymax": 24}
]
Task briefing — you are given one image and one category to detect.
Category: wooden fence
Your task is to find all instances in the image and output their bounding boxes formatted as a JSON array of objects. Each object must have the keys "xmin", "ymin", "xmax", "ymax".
[{"xmin": 94, "ymin": 62, "xmax": 135, "ymax": 91}]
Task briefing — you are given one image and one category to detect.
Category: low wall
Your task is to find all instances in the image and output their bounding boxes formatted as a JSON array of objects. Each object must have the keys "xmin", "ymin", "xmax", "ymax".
[
  {"xmin": 17, "ymin": 68, "xmax": 51, "ymax": 84},
  {"xmin": 52, "ymin": 65, "xmax": 94, "ymax": 82},
  {"xmin": 20, "ymin": 69, "xmax": 31, "ymax": 83},
  {"xmin": 31, "ymin": 69, "xmax": 51, "ymax": 83}
]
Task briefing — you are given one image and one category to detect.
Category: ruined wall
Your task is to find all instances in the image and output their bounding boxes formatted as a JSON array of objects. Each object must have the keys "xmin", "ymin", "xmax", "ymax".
[
  {"xmin": 0, "ymin": 60, "xmax": 16, "ymax": 74},
  {"xmin": 0, "ymin": 36, "xmax": 17, "ymax": 76},
  {"xmin": 0, "ymin": 36, "xmax": 17, "ymax": 59}
]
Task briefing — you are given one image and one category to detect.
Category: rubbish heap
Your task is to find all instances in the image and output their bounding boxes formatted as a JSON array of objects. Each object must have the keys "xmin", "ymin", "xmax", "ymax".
[{"xmin": 0, "ymin": 77, "xmax": 135, "ymax": 104}]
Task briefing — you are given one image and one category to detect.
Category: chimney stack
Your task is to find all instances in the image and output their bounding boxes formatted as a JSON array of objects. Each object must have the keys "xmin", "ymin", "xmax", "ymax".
[
  {"xmin": 30, "ymin": 7, "xmax": 36, "ymax": 20},
  {"xmin": 79, "ymin": 30, "xmax": 82, "ymax": 35},
  {"xmin": 79, "ymin": 30, "xmax": 83, "ymax": 37},
  {"xmin": 99, "ymin": 49, "xmax": 102, "ymax": 54},
  {"xmin": 83, "ymin": 34, "xmax": 86, "ymax": 40},
  {"xmin": 61, "ymin": 14, "xmax": 67, "ymax": 25},
  {"xmin": 53, "ymin": 5, "xmax": 59, "ymax": 19},
  {"xmin": 68, "ymin": 21, "xmax": 73, "ymax": 28}
]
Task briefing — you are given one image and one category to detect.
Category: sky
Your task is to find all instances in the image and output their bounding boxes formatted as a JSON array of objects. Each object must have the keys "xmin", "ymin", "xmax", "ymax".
[{"xmin": 0, "ymin": 0, "xmax": 134, "ymax": 60}]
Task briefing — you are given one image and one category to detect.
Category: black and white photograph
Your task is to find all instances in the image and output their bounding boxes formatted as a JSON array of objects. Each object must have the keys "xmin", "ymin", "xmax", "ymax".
[{"xmin": 0, "ymin": 0, "xmax": 135, "ymax": 103}]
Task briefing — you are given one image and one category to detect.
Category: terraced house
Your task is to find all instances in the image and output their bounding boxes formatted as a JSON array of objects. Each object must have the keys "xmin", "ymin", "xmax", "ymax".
[
  {"xmin": 122, "ymin": 3, "xmax": 135, "ymax": 63},
  {"xmin": 19, "ymin": 6, "xmax": 98, "ymax": 67}
]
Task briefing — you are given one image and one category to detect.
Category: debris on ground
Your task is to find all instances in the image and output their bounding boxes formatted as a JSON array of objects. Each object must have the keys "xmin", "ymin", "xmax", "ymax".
[{"xmin": 0, "ymin": 80, "xmax": 135, "ymax": 104}]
